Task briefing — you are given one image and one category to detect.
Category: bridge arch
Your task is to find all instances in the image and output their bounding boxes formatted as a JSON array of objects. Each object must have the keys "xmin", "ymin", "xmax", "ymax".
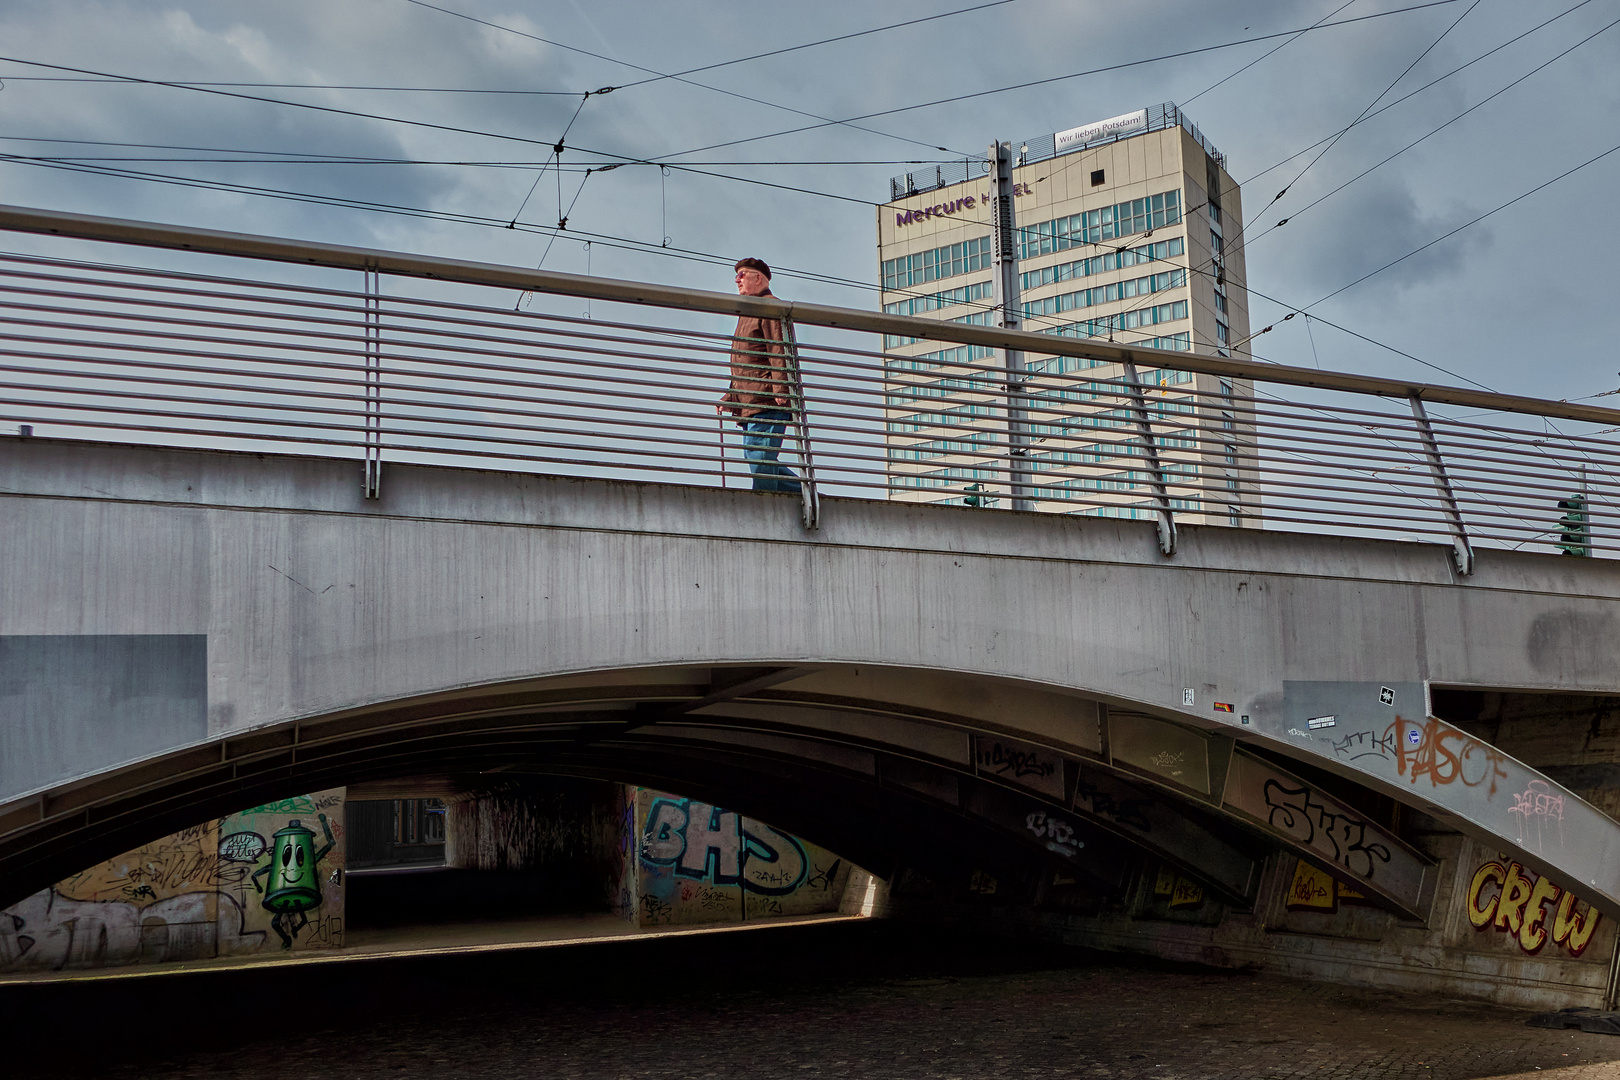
[{"xmin": 3, "ymin": 439, "xmax": 1620, "ymax": 927}]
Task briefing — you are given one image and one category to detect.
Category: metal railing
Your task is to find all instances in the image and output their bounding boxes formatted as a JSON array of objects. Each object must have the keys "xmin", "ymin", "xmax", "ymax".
[{"xmin": 1, "ymin": 203, "xmax": 1617, "ymax": 570}]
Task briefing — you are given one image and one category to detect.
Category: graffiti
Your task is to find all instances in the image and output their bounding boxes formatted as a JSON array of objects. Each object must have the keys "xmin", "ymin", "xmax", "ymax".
[
  {"xmin": 56, "ymin": 839, "xmax": 245, "ymax": 908},
  {"xmin": 639, "ymin": 893, "xmax": 672, "ymax": 926},
  {"xmin": 1262, "ymin": 779, "xmax": 1392, "ymax": 880},
  {"xmin": 1466, "ymin": 860, "xmax": 1601, "ymax": 956},
  {"xmin": 1170, "ymin": 878, "xmax": 1204, "ymax": 909},
  {"xmin": 1073, "ymin": 777, "xmax": 1154, "ymax": 833},
  {"xmin": 1288, "ymin": 861, "xmax": 1334, "ymax": 911},
  {"xmin": 746, "ymin": 896, "xmax": 785, "ymax": 918},
  {"xmin": 677, "ymin": 884, "xmax": 734, "ymax": 912},
  {"xmin": 1151, "ymin": 866, "xmax": 1204, "ymax": 909},
  {"xmin": 629, "ymin": 789, "xmax": 853, "ymax": 929},
  {"xmin": 1025, "ymin": 811, "xmax": 1083, "ymax": 857},
  {"xmin": 1343, "ymin": 716, "xmax": 1510, "ymax": 796},
  {"xmin": 237, "ymin": 796, "xmax": 316, "ymax": 816},
  {"xmin": 250, "ymin": 814, "xmax": 336, "ymax": 949},
  {"xmin": 640, "ymin": 797, "xmax": 811, "ymax": 895},
  {"xmin": 1508, "ymin": 780, "xmax": 1565, "ymax": 850},
  {"xmin": 1330, "ymin": 729, "xmax": 1401, "ymax": 763},
  {"xmin": 975, "ymin": 740, "xmax": 1057, "ymax": 781},
  {"xmin": 803, "ymin": 860, "xmax": 844, "ymax": 892},
  {"xmin": 0, "ymin": 889, "xmax": 266, "ymax": 971},
  {"xmin": 1283, "ymin": 860, "xmax": 1369, "ymax": 913},
  {"xmin": 1148, "ymin": 750, "xmax": 1186, "ymax": 769},
  {"xmin": 219, "ymin": 832, "xmax": 268, "ymax": 863}
]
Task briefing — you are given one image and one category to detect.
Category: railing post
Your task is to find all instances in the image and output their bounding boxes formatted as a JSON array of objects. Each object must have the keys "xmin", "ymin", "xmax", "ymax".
[
  {"xmin": 780, "ymin": 315, "xmax": 820, "ymax": 530},
  {"xmin": 361, "ymin": 263, "xmax": 383, "ymax": 500},
  {"xmin": 1123, "ymin": 362, "xmax": 1177, "ymax": 557},
  {"xmin": 1409, "ymin": 394, "xmax": 1474, "ymax": 576}
]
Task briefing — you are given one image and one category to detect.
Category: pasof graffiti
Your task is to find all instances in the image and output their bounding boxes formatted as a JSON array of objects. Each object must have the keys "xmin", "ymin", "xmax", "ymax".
[
  {"xmin": 1466, "ymin": 860, "xmax": 1601, "ymax": 956},
  {"xmin": 1384, "ymin": 717, "xmax": 1510, "ymax": 797}
]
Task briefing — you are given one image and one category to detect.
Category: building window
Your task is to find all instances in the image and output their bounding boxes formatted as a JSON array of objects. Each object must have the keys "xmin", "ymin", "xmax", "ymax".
[
  {"xmin": 1090, "ymin": 169, "xmax": 1105, "ymax": 186},
  {"xmin": 882, "ymin": 236, "xmax": 993, "ymax": 290},
  {"xmin": 884, "ymin": 280, "xmax": 994, "ymax": 317},
  {"xmin": 1017, "ymin": 189, "xmax": 1183, "ymax": 259},
  {"xmin": 1023, "ymin": 268, "xmax": 1187, "ymax": 320},
  {"xmin": 1020, "ymin": 237, "xmax": 1184, "ymax": 292}
]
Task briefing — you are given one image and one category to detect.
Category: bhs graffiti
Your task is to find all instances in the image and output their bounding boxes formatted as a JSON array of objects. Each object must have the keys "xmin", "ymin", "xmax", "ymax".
[
  {"xmin": 1466, "ymin": 860, "xmax": 1601, "ymax": 956},
  {"xmin": 641, "ymin": 797, "xmax": 809, "ymax": 896},
  {"xmin": 629, "ymin": 789, "xmax": 855, "ymax": 928}
]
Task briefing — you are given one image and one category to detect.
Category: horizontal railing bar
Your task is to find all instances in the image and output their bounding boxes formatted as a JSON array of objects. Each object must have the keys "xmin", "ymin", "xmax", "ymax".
[{"xmin": 3, "ymin": 202, "xmax": 1617, "ymax": 426}]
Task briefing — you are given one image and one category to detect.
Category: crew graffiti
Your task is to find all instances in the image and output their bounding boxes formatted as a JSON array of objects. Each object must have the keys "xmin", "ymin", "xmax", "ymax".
[{"xmin": 1465, "ymin": 860, "xmax": 1601, "ymax": 956}]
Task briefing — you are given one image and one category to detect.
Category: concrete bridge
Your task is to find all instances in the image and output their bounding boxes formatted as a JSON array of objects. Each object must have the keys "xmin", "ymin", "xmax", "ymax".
[
  {"xmin": 5, "ymin": 434, "xmax": 1620, "ymax": 944},
  {"xmin": 4, "ymin": 204, "xmax": 1620, "ymax": 1003}
]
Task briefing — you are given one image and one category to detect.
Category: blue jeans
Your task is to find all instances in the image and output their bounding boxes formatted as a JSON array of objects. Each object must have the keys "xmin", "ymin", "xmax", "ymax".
[{"xmin": 739, "ymin": 409, "xmax": 801, "ymax": 493}]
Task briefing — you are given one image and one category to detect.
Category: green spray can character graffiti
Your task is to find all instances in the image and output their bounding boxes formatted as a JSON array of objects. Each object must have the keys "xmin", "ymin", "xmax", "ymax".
[{"xmin": 251, "ymin": 813, "xmax": 335, "ymax": 949}]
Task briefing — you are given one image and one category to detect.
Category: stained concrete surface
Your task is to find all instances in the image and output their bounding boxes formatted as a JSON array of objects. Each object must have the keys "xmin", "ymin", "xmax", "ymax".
[{"xmin": 7, "ymin": 920, "xmax": 1620, "ymax": 1078}]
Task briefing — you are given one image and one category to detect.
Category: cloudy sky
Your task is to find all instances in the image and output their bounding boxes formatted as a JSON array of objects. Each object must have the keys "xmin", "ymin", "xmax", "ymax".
[{"xmin": 1, "ymin": 0, "xmax": 1616, "ymax": 402}]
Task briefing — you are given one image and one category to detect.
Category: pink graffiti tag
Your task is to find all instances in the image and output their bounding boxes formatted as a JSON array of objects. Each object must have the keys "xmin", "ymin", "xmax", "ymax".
[
  {"xmin": 1387, "ymin": 716, "xmax": 1509, "ymax": 797},
  {"xmin": 1508, "ymin": 779, "xmax": 1565, "ymax": 850},
  {"xmin": 1509, "ymin": 781, "xmax": 1565, "ymax": 824}
]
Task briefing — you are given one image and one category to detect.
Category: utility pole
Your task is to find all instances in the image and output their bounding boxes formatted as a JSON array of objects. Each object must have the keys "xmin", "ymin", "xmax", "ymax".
[{"xmin": 989, "ymin": 140, "xmax": 1034, "ymax": 511}]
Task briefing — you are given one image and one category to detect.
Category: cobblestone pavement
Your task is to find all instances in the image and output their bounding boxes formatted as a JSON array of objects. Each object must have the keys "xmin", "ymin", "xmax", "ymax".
[{"xmin": 9, "ymin": 920, "xmax": 1620, "ymax": 1079}]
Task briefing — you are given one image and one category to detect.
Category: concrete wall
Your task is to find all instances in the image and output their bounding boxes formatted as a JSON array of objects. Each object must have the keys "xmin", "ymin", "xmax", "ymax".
[
  {"xmin": 880, "ymin": 824, "xmax": 1615, "ymax": 1011},
  {"xmin": 624, "ymin": 788, "xmax": 855, "ymax": 928},
  {"xmin": 0, "ymin": 788, "xmax": 346, "ymax": 972}
]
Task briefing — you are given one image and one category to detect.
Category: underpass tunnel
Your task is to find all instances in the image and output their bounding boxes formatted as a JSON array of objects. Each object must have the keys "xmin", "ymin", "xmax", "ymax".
[{"xmin": 4, "ymin": 663, "xmax": 1619, "ymax": 1010}]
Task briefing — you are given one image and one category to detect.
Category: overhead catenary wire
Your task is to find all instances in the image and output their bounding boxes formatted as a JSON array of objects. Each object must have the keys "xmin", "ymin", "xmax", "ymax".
[
  {"xmin": 644, "ymin": 0, "xmax": 1467, "ymax": 161},
  {"xmin": 1236, "ymin": 0, "xmax": 1600, "ymax": 189},
  {"xmin": 399, "ymin": 0, "xmax": 983, "ymax": 158},
  {"xmin": 0, "ymin": 101, "xmax": 1598, "ymax": 403},
  {"xmin": 1236, "ymin": 0, "xmax": 1484, "ymax": 243},
  {"xmin": 1239, "ymin": 9, "xmax": 1620, "ymax": 251}
]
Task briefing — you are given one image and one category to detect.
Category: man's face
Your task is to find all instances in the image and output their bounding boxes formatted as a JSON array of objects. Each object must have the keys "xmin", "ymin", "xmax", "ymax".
[{"xmin": 735, "ymin": 267, "xmax": 770, "ymax": 296}]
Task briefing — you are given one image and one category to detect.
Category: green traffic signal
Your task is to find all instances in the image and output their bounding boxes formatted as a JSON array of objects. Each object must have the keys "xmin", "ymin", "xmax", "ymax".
[{"xmin": 1557, "ymin": 494, "xmax": 1591, "ymax": 557}]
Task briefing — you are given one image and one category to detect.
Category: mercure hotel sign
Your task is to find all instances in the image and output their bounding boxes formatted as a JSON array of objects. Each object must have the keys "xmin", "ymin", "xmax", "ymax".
[{"xmin": 894, "ymin": 183, "xmax": 1033, "ymax": 229}]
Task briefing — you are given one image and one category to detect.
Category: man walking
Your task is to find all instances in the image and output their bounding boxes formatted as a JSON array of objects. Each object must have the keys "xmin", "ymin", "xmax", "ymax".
[{"xmin": 720, "ymin": 258, "xmax": 801, "ymax": 493}]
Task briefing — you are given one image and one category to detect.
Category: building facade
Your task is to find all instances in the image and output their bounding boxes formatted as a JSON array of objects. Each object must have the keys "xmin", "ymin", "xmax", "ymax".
[{"xmin": 877, "ymin": 104, "xmax": 1257, "ymax": 522}]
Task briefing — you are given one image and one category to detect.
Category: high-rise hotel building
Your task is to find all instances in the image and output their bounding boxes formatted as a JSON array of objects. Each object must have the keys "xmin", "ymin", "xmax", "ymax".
[{"xmin": 878, "ymin": 103, "xmax": 1257, "ymax": 523}]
